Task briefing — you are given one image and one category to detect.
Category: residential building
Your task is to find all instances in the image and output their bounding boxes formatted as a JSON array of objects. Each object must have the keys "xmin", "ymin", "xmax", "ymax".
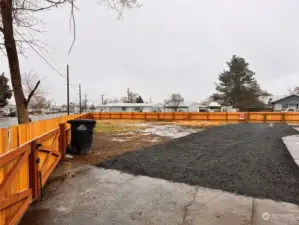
[
  {"xmin": 96, "ymin": 103, "xmax": 163, "ymax": 112},
  {"xmin": 208, "ymin": 102, "xmax": 221, "ymax": 111},
  {"xmin": 163, "ymin": 102, "xmax": 199, "ymax": 112},
  {"xmin": 270, "ymin": 94, "xmax": 299, "ymax": 111}
]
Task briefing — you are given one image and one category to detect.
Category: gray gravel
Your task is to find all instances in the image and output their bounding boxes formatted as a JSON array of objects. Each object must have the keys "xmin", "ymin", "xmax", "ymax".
[{"xmin": 99, "ymin": 123, "xmax": 299, "ymax": 204}]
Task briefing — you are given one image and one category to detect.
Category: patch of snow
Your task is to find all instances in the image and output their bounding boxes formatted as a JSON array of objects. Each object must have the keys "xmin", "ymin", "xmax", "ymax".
[
  {"xmin": 116, "ymin": 131, "xmax": 136, "ymax": 136},
  {"xmin": 110, "ymin": 138, "xmax": 126, "ymax": 142},
  {"xmin": 56, "ymin": 205, "xmax": 71, "ymax": 213},
  {"xmin": 65, "ymin": 154, "xmax": 73, "ymax": 159},
  {"xmin": 140, "ymin": 125, "xmax": 200, "ymax": 139},
  {"xmin": 124, "ymin": 123, "xmax": 148, "ymax": 127},
  {"xmin": 149, "ymin": 137, "xmax": 161, "ymax": 143}
]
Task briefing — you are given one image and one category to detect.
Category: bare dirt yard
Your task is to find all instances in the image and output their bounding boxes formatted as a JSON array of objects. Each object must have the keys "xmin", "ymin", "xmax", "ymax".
[{"xmin": 68, "ymin": 120, "xmax": 222, "ymax": 165}]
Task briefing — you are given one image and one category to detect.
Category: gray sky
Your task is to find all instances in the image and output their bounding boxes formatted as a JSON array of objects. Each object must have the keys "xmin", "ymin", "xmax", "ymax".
[{"xmin": 2, "ymin": 0, "xmax": 299, "ymax": 105}]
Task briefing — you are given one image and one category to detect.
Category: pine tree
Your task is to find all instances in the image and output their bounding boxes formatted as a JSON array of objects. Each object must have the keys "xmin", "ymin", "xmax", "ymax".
[
  {"xmin": 212, "ymin": 55, "xmax": 269, "ymax": 109},
  {"xmin": 136, "ymin": 96, "xmax": 144, "ymax": 103},
  {"xmin": 0, "ymin": 73, "xmax": 12, "ymax": 107}
]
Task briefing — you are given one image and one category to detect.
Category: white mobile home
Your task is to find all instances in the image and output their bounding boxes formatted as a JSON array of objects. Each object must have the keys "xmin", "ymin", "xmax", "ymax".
[
  {"xmin": 163, "ymin": 102, "xmax": 199, "ymax": 112},
  {"xmin": 96, "ymin": 103, "xmax": 163, "ymax": 112}
]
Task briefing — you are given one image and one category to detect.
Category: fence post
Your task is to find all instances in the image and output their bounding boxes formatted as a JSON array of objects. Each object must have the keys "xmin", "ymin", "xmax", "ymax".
[
  {"xmin": 145, "ymin": 112, "xmax": 147, "ymax": 120},
  {"xmin": 282, "ymin": 112, "xmax": 285, "ymax": 123},
  {"xmin": 207, "ymin": 112, "xmax": 210, "ymax": 120},
  {"xmin": 29, "ymin": 141, "xmax": 39, "ymax": 200},
  {"xmin": 59, "ymin": 123, "xmax": 66, "ymax": 161},
  {"xmin": 264, "ymin": 113, "xmax": 267, "ymax": 123},
  {"xmin": 172, "ymin": 112, "xmax": 175, "ymax": 121}
]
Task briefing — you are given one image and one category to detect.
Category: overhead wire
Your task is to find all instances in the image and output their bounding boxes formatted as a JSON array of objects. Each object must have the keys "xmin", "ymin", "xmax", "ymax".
[
  {"xmin": 13, "ymin": 28, "xmax": 67, "ymax": 79},
  {"xmin": 13, "ymin": 27, "xmax": 86, "ymax": 97}
]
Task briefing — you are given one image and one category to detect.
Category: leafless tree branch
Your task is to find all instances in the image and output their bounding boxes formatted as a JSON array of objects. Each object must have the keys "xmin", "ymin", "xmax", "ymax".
[{"xmin": 25, "ymin": 80, "xmax": 40, "ymax": 106}]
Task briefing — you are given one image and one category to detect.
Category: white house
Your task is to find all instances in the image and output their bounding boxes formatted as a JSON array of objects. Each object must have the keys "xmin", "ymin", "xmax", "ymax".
[
  {"xmin": 96, "ymin": 103, "xmax": 164, "ymax": 112},
  {"xmin": 163, "ymin": 102, "xmax": 199, "ymax": 112},
  {"xmin": 208, "ymin": 102, "xmax": 221, "ymax": 111}
]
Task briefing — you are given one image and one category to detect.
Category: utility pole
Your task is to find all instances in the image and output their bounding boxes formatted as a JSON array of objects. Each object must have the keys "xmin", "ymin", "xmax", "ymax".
[
  {"xmin": 84, "ymin": 93, "xmax": 87, "ymax": 111},
  {"xmin": 79, "ymin": 84, "xmax": 82, "ymax": 114},
  {"xmin": 101, "ymin": 94, "xmax": 104, "ymax": 104},
  {"xmin": 127, "ymin": 88, "xmax": 130, "ymax": 103},
  {"xmin": 67, "ymin": 64, "xmax": 70, "ymax": 115}
]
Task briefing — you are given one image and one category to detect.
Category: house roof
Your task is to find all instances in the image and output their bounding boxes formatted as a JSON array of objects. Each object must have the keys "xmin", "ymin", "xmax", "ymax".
[
  {"xmin": 164, "ymin": 102, "xmax": 199, "ymax": 107},
  {"xmin": 96, "ymin": 103, "xmax": 163, "ymax": 108},
  {"xmin": 269, "ymin": 94, "xmax": 299, "ymax": 104},
  {"xmin": 209, "ymin": 102, "xmax": 221, "ymax": 107},
  {"xmin": 259, "ymin": 95, "xmax": 287, "ymax": 104}
]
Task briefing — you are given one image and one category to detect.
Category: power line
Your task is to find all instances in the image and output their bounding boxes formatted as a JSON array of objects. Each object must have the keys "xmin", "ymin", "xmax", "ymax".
[{"xmin": 13, "ymin": 28, "xmax": 66, "ymax": 79}]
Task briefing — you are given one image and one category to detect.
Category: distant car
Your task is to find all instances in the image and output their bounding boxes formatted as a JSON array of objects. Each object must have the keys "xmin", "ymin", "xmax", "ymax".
[
  {"xmin": 199, "ymin": 108, "xmax": 214, "ymax": 112},
  {"xmin": 282, "ymin": 108, "xmax": 297, "ymax": 112}
]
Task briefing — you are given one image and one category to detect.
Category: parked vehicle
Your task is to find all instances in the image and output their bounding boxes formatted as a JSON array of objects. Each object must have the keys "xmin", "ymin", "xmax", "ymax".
[
  {"xmin": 199, "ymin": 108, "xmax": 214, "ymax": 112},
  {"xmin": 282, "ymin": 108, "xmax": 297, "ymax": 112}
]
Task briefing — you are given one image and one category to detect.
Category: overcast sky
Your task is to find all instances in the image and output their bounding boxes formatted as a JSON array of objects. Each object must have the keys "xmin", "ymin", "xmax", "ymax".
[{"xmin": 1, "ymin": 0, "xmax": 299, "ymax": 105}]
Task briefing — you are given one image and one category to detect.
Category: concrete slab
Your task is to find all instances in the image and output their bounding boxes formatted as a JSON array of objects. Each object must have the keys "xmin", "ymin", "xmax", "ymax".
[
  {"xmin": 282, "ymin": 135, "xmax": 299, "ymax": 163},
  {"xmin": 21, "ymin": 168, "xmax": 196, "ymax": 225},
  {"xmin": 20, "ymin": 167, "xmax": 299, "ymax": 225},
  {"xmin": 251, "ymin": 198, "xmax": 299, "ymax": 225},
  {"xmin": 185, "ymin": 188, "xmax": 252, "ymax": 225}
]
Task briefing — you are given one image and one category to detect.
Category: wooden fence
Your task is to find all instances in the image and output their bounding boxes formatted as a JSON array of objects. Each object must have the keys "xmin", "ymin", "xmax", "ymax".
[
  {"xmin": 1, "ymin": 111, "xmax": 299, "ymax": 224},
  {"xmin": 0, "ymin": 113, "xmax": 92, "ymax": 225},
  {"xmin": 91, "ymin": 112, "xmax": 299, "ymax": 123}
]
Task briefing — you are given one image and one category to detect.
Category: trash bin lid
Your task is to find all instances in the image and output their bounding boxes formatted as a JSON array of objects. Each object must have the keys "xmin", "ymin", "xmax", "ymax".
[{"xmin": 67, "ymin": 119, "xmax": 96, "ymax": 125}]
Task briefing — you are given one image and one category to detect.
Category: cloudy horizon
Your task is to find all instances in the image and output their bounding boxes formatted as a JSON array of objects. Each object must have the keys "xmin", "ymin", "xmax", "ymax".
[{"xmin": 1, "ymin": 0, "xmax": 299, "ymax": 105}]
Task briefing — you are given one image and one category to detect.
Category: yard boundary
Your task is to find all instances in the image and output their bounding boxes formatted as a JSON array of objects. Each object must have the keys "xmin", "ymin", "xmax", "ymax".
[
  {"xmin": 0, "ymin": 111, "xmax": 298, "ymax": 224},
  {"xmin": 92, "ymin": 112, "xmax": 299, "ymax": 123}
]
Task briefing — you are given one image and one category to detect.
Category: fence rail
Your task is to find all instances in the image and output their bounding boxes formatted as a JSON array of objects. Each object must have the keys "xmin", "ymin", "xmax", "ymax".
[{"xmin": 91, "ymin": 112, "xmax": 299, "ymax": 123}]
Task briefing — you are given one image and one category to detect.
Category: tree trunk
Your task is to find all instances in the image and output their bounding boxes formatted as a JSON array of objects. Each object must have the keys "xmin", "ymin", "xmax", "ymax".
[{"xmin": 0, "ymin": 0, "xmax": 29, "ymax": 124}]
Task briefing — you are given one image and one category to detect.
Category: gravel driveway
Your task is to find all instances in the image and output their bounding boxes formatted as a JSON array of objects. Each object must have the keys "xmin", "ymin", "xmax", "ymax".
[{"xmin": 99, "ymin": 123, "xmax": 299, "ymax": 205}]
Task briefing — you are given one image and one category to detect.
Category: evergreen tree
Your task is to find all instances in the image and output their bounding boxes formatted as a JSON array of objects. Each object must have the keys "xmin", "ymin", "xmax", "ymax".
[
  {"xmin": 136, "ymin": 96, "xmax": 144, "ymax": 103},
  {"xmin": 0, "ymin": 73, "xmax": 12, "ymax": 107},
  {"xmin": 212, "ymin": 55, "xmax": 270, "ymax": 108}
]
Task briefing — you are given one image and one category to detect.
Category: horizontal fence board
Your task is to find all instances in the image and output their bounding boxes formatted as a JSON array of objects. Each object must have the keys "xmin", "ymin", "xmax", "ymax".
[{"xmin": 92, "ymin": 112, "xmax": 299, "ymax": 123}]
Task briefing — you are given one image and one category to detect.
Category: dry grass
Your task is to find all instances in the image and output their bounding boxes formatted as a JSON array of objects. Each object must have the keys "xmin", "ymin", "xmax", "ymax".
[
  {"xmin": 94, "ymin": 120, "xmax": 227, "ymax": 133},
  {"xmin": 151, "ymin": 120, "xmax": 228, "ymax": 128},
  {"xmin": 94, "ymin": 120, "xmax": 147, "ymax": 134}
]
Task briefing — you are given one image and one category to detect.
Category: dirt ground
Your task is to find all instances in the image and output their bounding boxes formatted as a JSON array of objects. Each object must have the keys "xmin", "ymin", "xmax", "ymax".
[{"xmin": 68, "ymin": 120, "xmax": 212, "ymax": 165}]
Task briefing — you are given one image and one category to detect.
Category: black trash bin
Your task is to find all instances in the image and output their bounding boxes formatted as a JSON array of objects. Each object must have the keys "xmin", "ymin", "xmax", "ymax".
[{"xmin": 67, "ymin": 119, "xmax": 96, "ymax": 155}]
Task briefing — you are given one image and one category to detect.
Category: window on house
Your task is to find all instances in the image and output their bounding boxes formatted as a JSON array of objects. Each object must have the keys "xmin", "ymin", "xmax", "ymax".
[{"xmin": 122, "ymin": 107, "xmax": 126, "ymax": 111}]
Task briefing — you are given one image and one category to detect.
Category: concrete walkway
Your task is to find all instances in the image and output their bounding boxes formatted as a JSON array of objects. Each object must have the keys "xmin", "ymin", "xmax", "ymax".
[
  {"xmin": 21, "ymin": 167, "xmax": 299, "ymax": 225},
  {"xmin": 283, "ymin": 127, "xmax": 299, "ymax": 167}
]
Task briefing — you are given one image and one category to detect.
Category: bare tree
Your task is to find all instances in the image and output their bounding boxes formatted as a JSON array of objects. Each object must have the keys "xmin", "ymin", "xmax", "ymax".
[
  {"xmin": 121, "ymin": 90, "xmax": 139, "ymax": 103},
  {"xmin": 0, "ymin": 0, "xmax": 138, "ymax": 124},
  {"xmin": 22, "ymin": 70, "xmax": 42, "ymax": 97},
  {"xmin": 164, "ymin": 93, "xmax": 184, "ymax": 112},
  {"xmin": 288, "ymin": 87, "xmax": 299, "ymax": 95},
  {"xmin": 29, "ymin": 95, "xmax": 47, "ymax": 113}
]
